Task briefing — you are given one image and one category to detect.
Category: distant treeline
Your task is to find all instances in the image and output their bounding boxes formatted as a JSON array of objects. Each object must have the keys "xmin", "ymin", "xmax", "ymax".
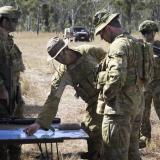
[{"xmin": 0, "ymin": 0, "xmax": 160, "ymax": 33}]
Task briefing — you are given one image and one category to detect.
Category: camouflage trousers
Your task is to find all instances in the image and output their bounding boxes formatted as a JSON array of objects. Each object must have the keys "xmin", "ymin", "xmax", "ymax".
[
  {"xmin": 141, "ymin": 82, "xmax": 160, "ymax": 140},
  {"xmin": 0, "ymin": 102, "xmax": 24, "ymax": 160},
  {"xmin": 0, "ymin": 144, "xmax": 21, "ymax": 160},
  {"xmin": 82, "ymin": 102, "xmax": 103, "ymax": 160},
  {"xmin": 101, "ymin": 113, "xmax": 142, "ymax": 160}
]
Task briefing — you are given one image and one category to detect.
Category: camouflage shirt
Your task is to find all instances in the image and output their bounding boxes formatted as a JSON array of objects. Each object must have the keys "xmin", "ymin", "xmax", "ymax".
[
  {"xmin": 100, "ymin": 33, "xmax": 153, "ymax": 115},
  {"xmin": 36, "ymin": 45, "xmax": 106, "ymax": 129},
  {"xmin": 0, "ymin": 29, "xmax": 25, "ymax": 87},
  {"xmin": 0, "ymin": 28, "xmax": 25, "ymax": 116}
]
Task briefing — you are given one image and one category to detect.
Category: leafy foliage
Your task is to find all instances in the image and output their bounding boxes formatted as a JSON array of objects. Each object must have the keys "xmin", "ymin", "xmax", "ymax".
[{"xmin": 0, "ymin": 0, "xmax": 160, "ymax": 32}]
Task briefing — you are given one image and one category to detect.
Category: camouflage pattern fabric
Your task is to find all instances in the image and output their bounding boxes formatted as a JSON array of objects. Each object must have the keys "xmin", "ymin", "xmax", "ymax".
[
  {"xmin": 102, "ymin": 112, "xmax": 142, "ymax": 160},
  {"xmin": 97, "ymin": 33, "xmax": 152, "ymax": 160},
  {"xmin": 0, "ymin": 29, "xmax": 25, "ymax": 117},
  {"xmin": 139, "ymin": 20, "xmax": 159, "ymax": 34},
  {"xmin": 141, "ymin": 40, "xmax": 160, "ymax": 140},
  {"xmin": 81, "ymin": 103, "xmax": 103, "ymax": 159},
  {"xmin": 0, "ymin": 28, "xmax": 25, "ymax": 159},
  {"xmin": 93, "ymin": 9, "xmax": 120, "ymax": 35},
  {"xmin": 36, "ymin": 45, "xmax": 106, "ymax": 160}
]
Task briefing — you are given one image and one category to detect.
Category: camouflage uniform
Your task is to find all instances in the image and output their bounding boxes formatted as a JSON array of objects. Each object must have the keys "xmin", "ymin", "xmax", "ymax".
[
  {"xmin": 94, "ymin": 11, "xmax": 153, "ymax": 160},
  {"xmin": 139, "ymin": 20, "xmax": 160, "ymax": 141},
  {"xmin": 36, "ymin": 45, "xmax": 106, "ymax": 160},
  {"xmin": 98, "ymin": 33, "xmax": 149, "ymax": 160},
  {"xmin": 0, "ymin": 6, "xmax": 25, "ymax": 160}
]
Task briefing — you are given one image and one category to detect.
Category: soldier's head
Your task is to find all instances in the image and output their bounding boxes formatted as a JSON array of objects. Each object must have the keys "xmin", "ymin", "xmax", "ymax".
[
  {"xmin": 93, "ymin": 9, "xmax": 121, "ymax": 43},
  {"xmin": 0, "ymin": 6, "xmax": 21, "ymax": 32},
  {"xmin": 47, "ymin": 37, "xmax": 80, "ymax": 65},
  {"xmin": 139, "ymin": 20, "xmax": 159, "ymax": 43}
]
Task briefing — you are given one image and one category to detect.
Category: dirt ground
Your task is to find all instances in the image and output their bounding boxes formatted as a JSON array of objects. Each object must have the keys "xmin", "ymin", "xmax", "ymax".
[{"xmin": 13, "ymin": 32, "xmax": 160, "ymax": 160}]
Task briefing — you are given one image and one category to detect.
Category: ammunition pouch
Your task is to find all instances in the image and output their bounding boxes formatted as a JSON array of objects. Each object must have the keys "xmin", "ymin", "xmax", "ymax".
[
  {"xmin": 137, "ymin": 42, "xmax": 154, "ymax": 87},
  {"xmin": 75, "ymin": 85, "xmax": 99, "ymax": 105}
]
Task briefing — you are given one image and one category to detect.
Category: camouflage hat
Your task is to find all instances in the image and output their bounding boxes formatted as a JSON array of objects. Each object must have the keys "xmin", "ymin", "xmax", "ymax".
[
  {"xmin": 139, "ymin": 20, "xmax": 159, "ymax": 33},
  {"xmin": 0, "ymin": 6, "xmax": 21, "ymax": 19},
  {"xmin": 47, "ymin": 37, "xmax": 68, "ymax": 59},
  {"xmin": 93, "ymin": 9, "xmax": 120, "ymax": 35}
]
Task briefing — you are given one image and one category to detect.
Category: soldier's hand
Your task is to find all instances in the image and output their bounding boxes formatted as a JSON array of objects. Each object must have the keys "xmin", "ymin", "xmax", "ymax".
[
  {"xmin": 0, "ymin": 85, "xmax": 9, "ymax": 105},
  {"xmin": 24, "ymin": 122, "xmax": 40, "ymax": 136}
]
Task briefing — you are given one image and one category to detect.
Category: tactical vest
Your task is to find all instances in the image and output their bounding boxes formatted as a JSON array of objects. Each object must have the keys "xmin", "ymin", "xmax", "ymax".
[
  {"xmin": 67, "ymin": 55, "xmax": 99, "ymax": 105},
  {"xmin": 152, "ymin": 40, "xmax": 160, "ymax": 80},
  {"xmin": 142, "ymin": 42, "xmax": 154, "ymax": 86}
]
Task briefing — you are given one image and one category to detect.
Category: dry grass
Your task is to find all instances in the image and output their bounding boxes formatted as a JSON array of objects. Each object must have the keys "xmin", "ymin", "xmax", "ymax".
[{"xmin": 13, "ymin": 32, "xmax": 160, "ymax": 160}]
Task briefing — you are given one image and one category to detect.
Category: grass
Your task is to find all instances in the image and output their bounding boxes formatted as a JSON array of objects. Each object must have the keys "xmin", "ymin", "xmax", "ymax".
[{"xmin": 13, "ymin": 32, "xmax": 160, "ymax": 160}]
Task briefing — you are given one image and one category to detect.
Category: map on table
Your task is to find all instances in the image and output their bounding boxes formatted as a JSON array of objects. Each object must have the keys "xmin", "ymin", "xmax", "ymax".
[{"xmin": 0, "ymin": 127, "xmax": 88, "ymax": 144}]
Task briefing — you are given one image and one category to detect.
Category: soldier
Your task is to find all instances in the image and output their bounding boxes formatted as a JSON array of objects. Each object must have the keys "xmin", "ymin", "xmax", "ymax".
[
  {"xmin": 93, "ymin": 9, "xmax": 153, "ymax": 160},
  {"xmin": 139, "ymin": 20, "xmax": 160, "ymax": 147},
  {"xmin": 0, "ymin": 6, "xmax": 25, "ymax": 160},
  {"xmin": 24, "ymin": 37, "xmax": 107, "ymax": 160}
]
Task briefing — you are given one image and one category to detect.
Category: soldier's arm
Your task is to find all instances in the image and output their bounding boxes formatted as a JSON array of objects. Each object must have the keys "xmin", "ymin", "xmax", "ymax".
[
  {"xmin": 89, "ymin": 47, "xmax": 107, "ymax": 62},
  {"xmin": 78, "ymin": 45, "xmax": 107, "ymax": 62},
  {"xmin": 0, "ymin": 85, "xmax": 9, "ymax": 104},
  {"xmin": 0, "ymin": 41, "xmax": 5, "ymax": 87},
  {"xmin": 87, "ymin": 46, "xmax": 107, "ymax": 62},
  {"xmin": 0, "ymin": 41, "xmax": 9, "ymax": 102},
  {"xmin": 14, "ymin": 44, "xmax": 25, "ymax": 72},
  {"xmin": 35, "ymin": 64, "xmax": 71, "ymax": 129},
  {"xmin": 103, "ymin": 40, "xmax": 127, "ymax": 102},
  {"xmin": 24, "ymin": 64, "xmax": 73, "ymax": 135}
]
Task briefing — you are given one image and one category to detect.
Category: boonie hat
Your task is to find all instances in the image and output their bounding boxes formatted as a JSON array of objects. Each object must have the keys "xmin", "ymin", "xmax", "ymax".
[
  {"xmin": 93, "ymin": 9, "xmax": 120, "ymax": 35},
  {"xmin": 47, "ymin": 37, "xmax": 68, "ymax": 59},
  {"xmin": 0, "ymin": 6, "xmax": 21, "ymax": 19},
  {"xmin": 139, "ymin": 20, "xmax": 159, "ymax": 34}
]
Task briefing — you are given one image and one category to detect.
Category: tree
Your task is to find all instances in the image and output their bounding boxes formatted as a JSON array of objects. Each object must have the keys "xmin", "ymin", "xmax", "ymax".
[{"xmin": 0, "ymin": 0, "xmax": 159, "ymax": 32}]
